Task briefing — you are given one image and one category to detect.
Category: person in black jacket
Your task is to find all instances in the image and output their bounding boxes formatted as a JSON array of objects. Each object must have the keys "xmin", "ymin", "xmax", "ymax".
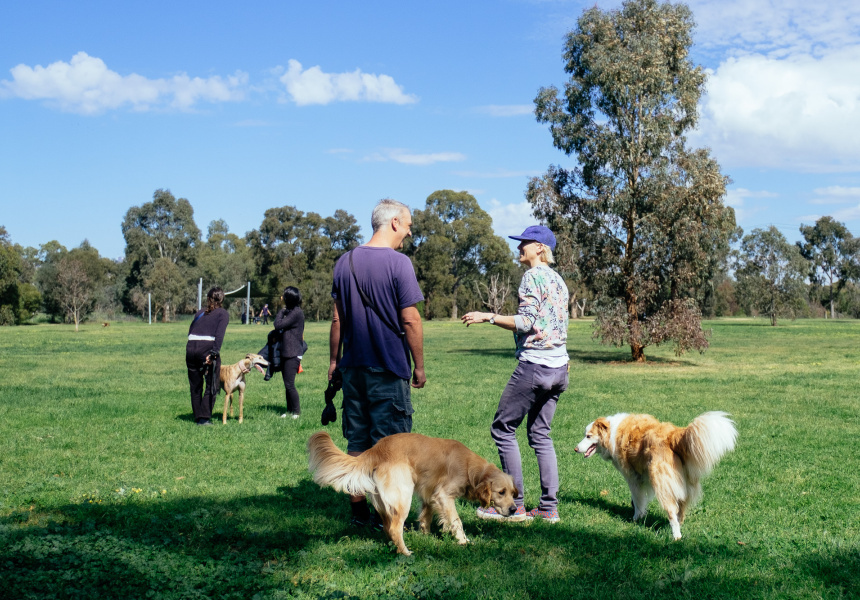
[
  {"xmin": 186, "ymin": 287, "xmax": 229, "ymax": 426},
  {"xmin": 274, "ymin": 286, "xmax": 305, "ymax": 419}
]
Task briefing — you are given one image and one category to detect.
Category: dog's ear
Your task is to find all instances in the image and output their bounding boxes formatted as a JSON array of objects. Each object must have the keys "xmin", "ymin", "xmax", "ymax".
[
  {"xmin": 466, "ymin": 464, "xmax": 493, "ymax": 506},
  {"xmin": 245, "ymin": 354, "xmax": 253, "ymax": 359},
  {"xmin": 593, "ymin": 418, "xmax": 610, "ymax": 440},
  {"xmin": 474, "ymin": 479, "xmax": 492, "ymax": 508}
]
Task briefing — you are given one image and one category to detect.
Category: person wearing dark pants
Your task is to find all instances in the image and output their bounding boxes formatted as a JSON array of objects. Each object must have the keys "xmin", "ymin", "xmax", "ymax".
[
  {"xmin": 186, "ymin": 287, "xmax": 229, "ymax": 426},
  {"xmin": 462, "ymin": 225, "xmax": 569, "ymax": 523},
  {"xmin": 329, "ymin": 198, "xmax": 426, "ymax": 528},
  {"xmin": 273, "ymin": 287, "xmax": 305, "ymax": 419}
]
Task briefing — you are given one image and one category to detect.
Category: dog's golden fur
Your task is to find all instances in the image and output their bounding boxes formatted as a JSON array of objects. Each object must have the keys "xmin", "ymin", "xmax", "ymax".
[
  {"xmin": 219, "ymin": 353, "xmax": 268, "ymax": 424},
  {"xmin": 575, "ymin": 412, "xmax": 737, "ymax": 539},
  {"xmin": 307, "ymin": 431, "xmax": 519, "ymax": 555}
]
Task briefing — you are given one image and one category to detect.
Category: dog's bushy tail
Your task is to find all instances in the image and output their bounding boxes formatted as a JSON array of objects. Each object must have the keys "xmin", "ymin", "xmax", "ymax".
[
  {"xmin": 307, "ymin": 431, "xmax": 376, "ymax": 497},
  {"xmin": 677, "ymin": 411, "xmax": 738, "ymax": 483}
]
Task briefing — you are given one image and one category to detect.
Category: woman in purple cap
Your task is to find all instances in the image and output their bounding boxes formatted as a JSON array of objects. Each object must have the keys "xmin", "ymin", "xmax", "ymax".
[{"xmin": 461, "ymin": 225, "xmax": 569, "ymax": 523}]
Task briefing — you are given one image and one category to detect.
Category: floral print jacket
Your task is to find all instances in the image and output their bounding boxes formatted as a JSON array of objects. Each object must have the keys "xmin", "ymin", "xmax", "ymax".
[{"xmin": 513, "ymin": 265, "xmax": 569, "ymax": 355}]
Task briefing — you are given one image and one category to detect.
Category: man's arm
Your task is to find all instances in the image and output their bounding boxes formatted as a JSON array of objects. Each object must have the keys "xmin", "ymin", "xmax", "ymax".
[
  {"xmin": 328, "ymin": 299, "xmax": 344, "ymax": 380},
  {"xmin": 400, "ymin": 304, "xmax": 425, "ymax": 388}
]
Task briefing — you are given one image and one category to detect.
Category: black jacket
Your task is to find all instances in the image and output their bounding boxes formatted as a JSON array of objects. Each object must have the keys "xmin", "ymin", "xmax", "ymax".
[{"xmin": 273, "ymin": 307, "xmax": 305, "ymax": 358}]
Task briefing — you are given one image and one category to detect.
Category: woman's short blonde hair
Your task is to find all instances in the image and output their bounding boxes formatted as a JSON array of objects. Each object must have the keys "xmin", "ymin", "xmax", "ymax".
[{"xmin": 540, "ymin": 244, "xmax": 555, "ymax": 265}]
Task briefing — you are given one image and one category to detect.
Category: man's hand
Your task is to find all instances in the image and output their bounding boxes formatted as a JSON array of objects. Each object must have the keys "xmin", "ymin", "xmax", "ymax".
[
  {"xmin": 328, "ymin": 361, "xmax": 339, "ymax": 381},
  {"xmin": 411, "ymin": 367, "xmax": 426, "ymax": 389}
]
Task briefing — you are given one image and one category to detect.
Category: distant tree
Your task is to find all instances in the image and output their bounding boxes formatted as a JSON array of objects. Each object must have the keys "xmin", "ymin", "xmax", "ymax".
[
  {"xmin": 56, "ymin": 257, "xmax": 92, "ymax": 331},
  {"xmin": 797, "ymin": 216, "xmax": 859, "ymax": 319},
  {"xmin": 122, "ymin": 189, "xmax": 201, "ymax": 316},
  {"xmin": 199, "ymin": 219, "xmax": 255, "ymax": 292},
  {"xmin": 0, "ymin": 226, "xmax": 23, "ymax": 325},
  {"xmin": 34, "ymin": 241, "xmax": 68, "ymax": 322},
  {"xmin": 529, "ymin": 0, "xmax": 734, "ymax": 361},
  {"xmin": 247, "ymin": 207, "xmax": 362, "ymax": 320},
  {"xmin": 37, "ymin": 240, "xmax": 119, "ymax": 322},
  {"xmin": 122, "ymin": 189, "xmax": 201, "ymax": 267},
  {"xmin": 736, "ymin": 227, "xmax": 809, "ymax": 326},
  {"xmin": 144, "ymin": 257, "xmax": 188, "ymax": 322},
  {"xmin": 408, "ymin": 190, "xmax": 516, "ymax": 320},
  {"xmin": 474, "ymin": 273, "xmax": 514, "ymax": 316}
]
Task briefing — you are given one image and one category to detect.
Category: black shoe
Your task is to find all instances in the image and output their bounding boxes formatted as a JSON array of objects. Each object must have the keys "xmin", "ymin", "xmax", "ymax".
[
  {"xmin": 195, "ymin": 418, "xmax": 212, "ymax": 426},
  {"xmin": 350, "ymin": 512, "xmax": 384, "ymax": 531}
]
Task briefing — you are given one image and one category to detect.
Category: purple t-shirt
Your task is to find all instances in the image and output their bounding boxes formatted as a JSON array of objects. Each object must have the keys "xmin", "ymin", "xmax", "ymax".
[{"xmin": 331, "ymin": 246, "xmax": 424, "ymax": 380}]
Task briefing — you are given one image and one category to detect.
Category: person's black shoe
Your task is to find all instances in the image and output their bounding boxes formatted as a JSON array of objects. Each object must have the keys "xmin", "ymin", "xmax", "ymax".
[
  {"xmin": 350, "ymin": 512, "xmax": 384, "ymax": 531},
  {"xmin": 195, "ymin": 418, "xmax": 212, "ymax": 426}
]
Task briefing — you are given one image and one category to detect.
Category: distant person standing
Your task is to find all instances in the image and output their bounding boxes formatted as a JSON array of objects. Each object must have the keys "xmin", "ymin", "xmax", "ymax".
[
  {"xmin": 186, "ymin": 287, "xmax": 229, "ymax": 426},
  {"xmin": 329, "ymin": 198, "xmax": 426, "ymax": 527},
  {"xmin": 273, "ymin": 287, "xmax": 305, "ymax": 419},
  {"xmin": 260, "ymin": 304, "xmax": 271, "ymax": 325},
  {"xmin": 462, "ymin": 225, "xmax": 569, "ymax": 523}
]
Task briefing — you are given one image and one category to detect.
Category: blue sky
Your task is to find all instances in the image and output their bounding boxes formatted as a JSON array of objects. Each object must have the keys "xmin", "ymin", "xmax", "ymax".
[{"xmin": 2, "ymin": 0, "xmax": 859, "ymax": 260}]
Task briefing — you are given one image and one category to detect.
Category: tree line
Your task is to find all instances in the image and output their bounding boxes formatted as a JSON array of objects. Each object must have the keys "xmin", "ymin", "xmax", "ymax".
[
  {"xmin": 0, "ymin": 188, "xmax": 521, "ymax": 329},
  {"xmin": 2, "ymin": 0, "xmax": 859, "ymax": 365},
  {"xmin": 2, "ymin": 192, "xmax": 858, "ymax": 333}
]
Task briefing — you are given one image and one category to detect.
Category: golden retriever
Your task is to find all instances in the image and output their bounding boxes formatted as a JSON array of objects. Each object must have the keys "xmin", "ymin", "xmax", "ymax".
[
  {"xmin": 307, "ymin": 431, "xmax": 519, "ymax": 555},
  {"xmin": 219, "ymin": 353, "xmax": 269, "ymax": 424},
  {"xmin": 575, "ymin": 411, "xmax": 737, "ymax": 540}
]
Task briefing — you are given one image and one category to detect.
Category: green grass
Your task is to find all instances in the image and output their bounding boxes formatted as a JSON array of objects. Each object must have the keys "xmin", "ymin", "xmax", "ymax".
[{"xmin": 1, "ymin": 318, "xmax": 858, "ymax": 599}]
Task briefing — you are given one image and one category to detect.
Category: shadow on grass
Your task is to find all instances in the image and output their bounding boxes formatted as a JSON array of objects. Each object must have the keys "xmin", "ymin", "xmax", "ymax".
[
  {"xmin": 800, "ymin": 546, "xmax": 859, "ymax": 598},
  {"xmin": 1, "ymin": 480, "xmax": 846, "ymax": 599}
]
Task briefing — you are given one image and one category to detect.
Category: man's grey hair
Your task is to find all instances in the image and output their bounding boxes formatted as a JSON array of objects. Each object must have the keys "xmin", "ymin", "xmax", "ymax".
[{"xmin": 371, "ymin": 198, "xmax": 410, "ymax": 233}]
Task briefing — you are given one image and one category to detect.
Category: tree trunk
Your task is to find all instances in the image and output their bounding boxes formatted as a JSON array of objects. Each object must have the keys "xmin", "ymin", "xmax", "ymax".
[
  {"xmin": 630, "ymin": 342, "xmax": 645, "ymax": 362},
  {"xmin": 451, "ymin": 298, "xmax": 458, "ymax": 321},
  {"xmin": 830, "ymin": 298, "xmax": 835, "ymax": 319}
]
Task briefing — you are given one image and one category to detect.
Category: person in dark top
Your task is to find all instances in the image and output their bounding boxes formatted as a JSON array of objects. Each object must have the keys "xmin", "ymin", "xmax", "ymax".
[
  {"xmin": 186, "ymin": 287, "xmax": 229, "ymax": 426},
  {"xmin": 274, "ymin": 287, "xmax": 305, "ymax": 419},
  {"xmin": 260, "ymin": 304, "xmax": 271, "ymax": 325},
  {"xmin": 329, "ymin": 198, "xmax": 425, "ymax": 527}
]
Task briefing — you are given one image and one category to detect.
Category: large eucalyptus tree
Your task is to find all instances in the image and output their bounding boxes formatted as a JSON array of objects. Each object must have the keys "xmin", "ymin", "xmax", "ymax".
[{"xmin": 528, "ymin": 0, "xmax": 735, "ymax": 361}]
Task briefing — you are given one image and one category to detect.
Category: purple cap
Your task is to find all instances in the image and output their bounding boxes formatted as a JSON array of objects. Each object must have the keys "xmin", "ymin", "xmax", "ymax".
[{"xmin": 509, "ymin": 225, "xmax": 556, "ymax": 251}]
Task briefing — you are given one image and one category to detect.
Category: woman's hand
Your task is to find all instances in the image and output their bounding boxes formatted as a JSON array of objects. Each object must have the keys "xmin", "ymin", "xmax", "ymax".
[{"xmin": 461, "ymin": 312, "xmax": 492, "ymax": 327}]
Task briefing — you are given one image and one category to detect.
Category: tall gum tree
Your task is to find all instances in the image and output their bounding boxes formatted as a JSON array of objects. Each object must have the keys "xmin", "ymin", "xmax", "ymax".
[
  {"xmin": 736, "ymin": 226, "xmax": 809, "ymax": 326},
  {"xmin": 529, "ymin": 0, "xmax": 735, "ymax": 362},
  {"xmin": 797, "ymin": 216, "xmax": 860, "ymax": 319}
]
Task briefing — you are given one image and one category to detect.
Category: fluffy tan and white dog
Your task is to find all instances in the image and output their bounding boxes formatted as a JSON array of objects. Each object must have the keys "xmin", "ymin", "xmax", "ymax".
[
  {"xmin": 307, "ymin": 431, "xmax": 519, "ymax": 555},
  {"xmin": 575, "ymin": 411, "xmax": 737, "ymax": 540},
  {"xmin": 219, "ymin": 353, "xmax": 269, "ymax": 424}
]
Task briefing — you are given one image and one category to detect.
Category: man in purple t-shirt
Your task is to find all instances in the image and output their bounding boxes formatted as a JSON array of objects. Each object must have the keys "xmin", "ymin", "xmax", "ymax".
[{"xmin": 329, "ymin": 198, "xmax": 426, "ymax": 527}]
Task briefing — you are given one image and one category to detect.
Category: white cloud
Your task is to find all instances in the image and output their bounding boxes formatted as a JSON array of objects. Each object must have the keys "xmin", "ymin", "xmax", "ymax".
[
  {"xmin": 453, "ymin": 169, "xmax": 541, "ymax": 179},
  {"xmin": 689, "ymin": 0, "xmax": 860, "ymax": 58},
  {"xmin": 0, "ymin": 52, "xmax": 247, "ymax": 114},
  {"xmin": 810, "ymin": 186, "xmax": 860, "ymax": 204},
  {"xmin": 807, "ymin": 187, "xmax": 860, "ymax": 222},
  {"xmin": 478, "ymin": 104, "xmax": 534, "ymax": 117},
  {"xmin": 831, "ymin": 204, "xmax": 860, "ymax": 222},
  {"xmin": 487, "ymin": 199, "xmax": 536, "ymax": 238},
  {"xmin": 279, "ymin": 59, "xmax": 417, "ymax": 106},
  {"xmin": 723, "ymin": 188, "xmax": 777, "ymax": 225},
  {"xmin": 693, "ymin": 47, "xmax": 860, "ymax": 172},
  {"xmin": 362, "ymin": 149, "xmax": 465, "ymax": 165}
]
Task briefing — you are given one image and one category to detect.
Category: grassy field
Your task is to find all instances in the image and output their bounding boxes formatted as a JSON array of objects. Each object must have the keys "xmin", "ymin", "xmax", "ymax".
[{"xmin": 1, "ymin": 318, "xmax": 858, "ymax": 599}]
